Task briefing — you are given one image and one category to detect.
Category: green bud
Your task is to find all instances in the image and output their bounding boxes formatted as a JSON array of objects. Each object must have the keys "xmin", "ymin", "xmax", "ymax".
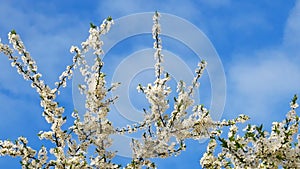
[
  {"xmin": 292, "ymin": 94, "xmax": 298, "ymax": 104},
  {"xmin": 90, "ymin": 22, "xmax": 96, "ymax": 29},
  {"xmin": 10, "ymin": 29, "xmax": 17, "ymax": 35},
  {"xmin": 106, "ymin": 16, "xmax": 113, "ymax": 21}
]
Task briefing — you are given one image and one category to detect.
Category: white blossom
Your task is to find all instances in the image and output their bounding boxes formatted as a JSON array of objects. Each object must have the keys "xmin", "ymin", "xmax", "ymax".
[
  {"xmin": 200, "ymin": 96, "xmax": 300, "ymax": 168},
  {"xmin": 2, "ymin": 12, "xmax": 296, "ymax": 169}
]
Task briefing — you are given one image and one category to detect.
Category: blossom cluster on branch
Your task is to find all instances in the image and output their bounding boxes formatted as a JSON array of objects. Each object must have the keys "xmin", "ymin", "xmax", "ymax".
[
  {"xmin": 200, "ymin": 95, "xmax": 300, "ymax": 168},
  {"xmin": 0, "ymin": 11, "xmax": 298, "ymax": 169},
  {"xmin": 1, "ymin": 16, "xmax": 119, "ymax": 169}
]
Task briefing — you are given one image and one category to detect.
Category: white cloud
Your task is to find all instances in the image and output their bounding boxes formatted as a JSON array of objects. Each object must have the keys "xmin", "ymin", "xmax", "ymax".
[
  {"xmin": 231, "ymin": 50, "xmax": 300, "ymax": 95},
  {"xmin": 284, "ymin": 0, "xmax": 300, "ymax": 52},
  {"xmin": 227, "ymin": 0, "xmax": 300, "ymax": 122}
]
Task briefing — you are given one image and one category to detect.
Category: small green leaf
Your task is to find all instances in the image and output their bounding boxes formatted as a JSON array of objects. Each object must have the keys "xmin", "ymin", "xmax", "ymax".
[
  {"xmin": 165, "ymin": 72, "xmax": 169, "ymax": 78},
  {"xmin": 256, "ymin": 124, "xmax": 263, "ymax": 132},
  {"xmin": 292, "ymin": 94, "xmax": 298, "ymax": 104},
  {"xmin": 90, "ymin": 22, "xmax": 96, "ymax": 29},
  {"xmin": 229, "ymin": 135, "xmax": 235, "ymax": 142},
  {"xmin": 10, "ymin": 29, "xmax": 17, "ymax": 35},
  {"xmin": 174, "ymin": 97, "xmax": 177, "ymax": 102},
  {"xmin": 106, "ymin": 16, "xmax": 113, "ymax": 21}
]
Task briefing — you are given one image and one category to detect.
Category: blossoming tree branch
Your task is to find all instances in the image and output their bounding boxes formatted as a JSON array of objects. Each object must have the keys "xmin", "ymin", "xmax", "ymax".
[{"xmin": 0, "ymin": 12, "xmax": 299, "ymax": 168}]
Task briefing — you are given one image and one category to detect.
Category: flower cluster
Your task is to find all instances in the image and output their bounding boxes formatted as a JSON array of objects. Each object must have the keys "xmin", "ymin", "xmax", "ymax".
[
  {"xmin": 0, "ymin": 11, "xmax": 250, "ymax": 169},
  {"xmin": 200, "ymin": 95, "xmax": 300, "ymax": 168},
  {"xmin": 116, "ymin": 12, "xmax": 246, "ymax": 168},
  {"xmin": 4, "ymin": 11, "xmax": 289, "ymax": 169},
  {"xmin": 0, "ymin": 137, "xmax": 45, "ymax": 168},
  {"xmin": 0, "ymin": 16, "xmax": 119, "ymax": 168}
]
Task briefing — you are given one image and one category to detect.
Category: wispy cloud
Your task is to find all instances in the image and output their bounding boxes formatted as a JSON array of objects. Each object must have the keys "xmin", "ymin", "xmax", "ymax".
[
  {"xmin": 284, "ymin": 0, "xmax": 300, "ymax": 52},
  {"xmin": 227, "ymin": 0, "xmax": 300, "ymax": 124}
]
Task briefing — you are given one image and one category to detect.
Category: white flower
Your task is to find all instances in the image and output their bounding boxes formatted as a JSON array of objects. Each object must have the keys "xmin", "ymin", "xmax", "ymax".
[{"xmin": 291, "ymin": 102, "xmax": 299, "ymax": 109}]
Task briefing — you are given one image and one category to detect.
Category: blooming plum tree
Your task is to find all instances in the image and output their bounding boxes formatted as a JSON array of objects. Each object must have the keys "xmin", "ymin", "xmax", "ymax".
[{"xmin": 0, "ymin": 12, "xmax": 299, "ymax": 169}]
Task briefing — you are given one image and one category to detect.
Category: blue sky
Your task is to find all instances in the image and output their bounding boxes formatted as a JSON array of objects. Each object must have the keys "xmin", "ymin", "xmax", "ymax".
[{"xmin": 1, "ymin": 0, "xmax": 300, "ymax": 168}]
